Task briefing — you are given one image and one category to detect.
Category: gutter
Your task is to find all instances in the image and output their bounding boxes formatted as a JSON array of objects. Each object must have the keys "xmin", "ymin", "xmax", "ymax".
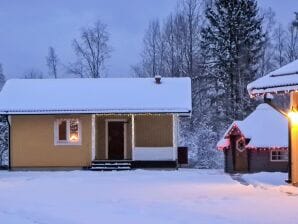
[
  {"xmin": 270, "ymin": 71, "xmax": 298, "ymax": 77},
  {"xmin": 264, "ymin": 94, "xmax": 291, "ymax": 183}
]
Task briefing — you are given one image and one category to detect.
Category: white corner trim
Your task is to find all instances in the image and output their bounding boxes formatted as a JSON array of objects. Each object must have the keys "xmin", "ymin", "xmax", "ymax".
[
  {"xmin": 133, "ymin": 147, "xmax": 176, "ymax": 161},
  {"xmin": 131, "ymin": 115, "xmax": 135, "ymax": 161},
  {"xmin": 105, "ymin": 119, "xmax": 127, "ymax": 160},
  {"xmin": 91, "ymin": 115, "xmax": 95, "ymax": 160}
]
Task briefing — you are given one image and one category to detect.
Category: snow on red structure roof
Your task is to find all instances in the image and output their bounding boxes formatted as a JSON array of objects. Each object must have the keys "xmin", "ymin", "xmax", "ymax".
[
  {"xmin": 0, "ymin": 77, "xmax": 192, "ymax": 115},
  {"xmin": 247, "ymin": 59, "xmax": 298, "ymax": 96},
  {"xmin": 217, "ymin": 104, "xmax": 288, "ymax": 150}
]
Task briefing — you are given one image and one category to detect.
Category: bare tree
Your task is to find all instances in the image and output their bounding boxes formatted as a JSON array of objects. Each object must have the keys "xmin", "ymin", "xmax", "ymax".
[
  {"xmin": 72, "ymin": 20, "xmax": 111, "ymax": 78},
  {"xmin": 134, "ymin": 0, "xmax": 203, "ymax": 79},
  {"xmin": 271, "ymin": 13, "xmax": 298, "ymax": 67},
  {"xmin": 0, "ymin": 64, "xmax": 6, "ymax": 89},
  {"xmin": 273, "ymin": 24, "xmax": 287, "ymax": 67},
  {"xmin": 286, "ymin": 16, "xmax": 298, "ymax": 62},
  {"xmin": 181, "ymin": 0, "xmax": 202, "ymax": 77},
  {"xmin": 23, "ymin": 69, "xmax": 44, "ymax": 79},
  {"xmin": 139, "ymin": 19, "xmax": 165, "ymax": 77},
  {"xmin": 67, "ymin": 60, "xmax": 84, "ymax": 78},
  {"xmin": 46, "ymin": 46, "xmax": 59, "ymax": 78},
  {"xmin": 258, "ymin": 8, "xmax": 276, "ymax": 77}
]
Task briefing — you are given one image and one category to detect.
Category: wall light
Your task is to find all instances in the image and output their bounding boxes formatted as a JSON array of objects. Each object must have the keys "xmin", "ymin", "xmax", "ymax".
[{"xmin": 288, "ymin": 111, "xmax": 298, "ymax": 125}]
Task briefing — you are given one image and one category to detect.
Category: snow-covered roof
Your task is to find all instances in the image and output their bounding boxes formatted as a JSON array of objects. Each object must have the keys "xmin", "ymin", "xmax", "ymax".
[
  {"xmin": 248, "ymin": 60, "xmax": 298, "ymax": 96},
  {"xmin": 0, "ymin": 78, "xmax": 192, "ymax": 115},
  {"xmin": 217, "ymin": 104, "xmax": 288, "ymax": 149}
]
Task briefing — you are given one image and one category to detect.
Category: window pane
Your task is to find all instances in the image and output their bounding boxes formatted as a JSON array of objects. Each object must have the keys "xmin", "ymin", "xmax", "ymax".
[
  {"xmin": 58, "ymin": 120, "xmax": 67, "ymax": 141},
  {"xmin": 272, "ymin": 151, "xmax": 277, "ymax": 156},
  {"xmin": 271, "ymin": 150, "xmax": 288, "ymax": 161},
  {"xmin": 69, "ymin": 120, "xmax": 79, "ymax": 142}
]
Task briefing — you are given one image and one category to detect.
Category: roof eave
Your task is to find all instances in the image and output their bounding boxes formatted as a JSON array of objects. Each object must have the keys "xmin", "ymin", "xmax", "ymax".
[
  {"xmin": 248, "ymin": 84, "xmax": 298, "ymax": 97},
  {"xmin": 0, "ymin": 109, "xmax": 192, "ymax": 116}
]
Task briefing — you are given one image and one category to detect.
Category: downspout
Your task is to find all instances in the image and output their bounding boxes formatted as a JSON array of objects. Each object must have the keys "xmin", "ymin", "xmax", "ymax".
[
  {"xmin": 263, "ymin": 96, "xmax": 288, "ymax": 117},
  {"xmin": 5, "ymin": 115, "xmax": 11, "ymax": 170},
  {"xmin": 264, "ymin": 94, "xmax": 291, "ymax": 183}
]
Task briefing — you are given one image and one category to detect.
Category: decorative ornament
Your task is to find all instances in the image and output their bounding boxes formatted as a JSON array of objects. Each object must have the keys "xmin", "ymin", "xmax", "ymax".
[{"xmin": 236, "ymin": 137, "xmax": 246, "ymax": 152}]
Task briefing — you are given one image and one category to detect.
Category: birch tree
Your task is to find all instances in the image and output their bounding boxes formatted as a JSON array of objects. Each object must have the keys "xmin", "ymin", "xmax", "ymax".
[
  {"xmin": 72, "ymin": 20, "xmax": 111, "ymax": 78},
  {"xmin": 46, "ymin": 46, "xmax": 59, "ymax": 78},
  {"xmin": 24, "ymin": 69, "xmax": 44, "ymax": 79},
  {"xmin": 273, "ymin": 24, "xmax": 287, "ymax": 67}
]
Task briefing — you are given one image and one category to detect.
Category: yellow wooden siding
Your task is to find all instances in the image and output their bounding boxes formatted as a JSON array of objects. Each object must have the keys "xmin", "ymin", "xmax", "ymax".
[
  {"xmin": 134, "ymin": 115, "xmax": 173, "ymax": 147},
  {"xmin": 10, "ymin": 115, "xmax": 92, "ymax": 168}
]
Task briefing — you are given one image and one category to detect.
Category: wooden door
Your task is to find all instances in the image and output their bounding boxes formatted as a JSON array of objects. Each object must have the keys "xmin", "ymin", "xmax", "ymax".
[
  {"xmin": 231, "ymin": 136, "xmax": 248, "ymax": 172},
  {"xmin": 108, "ymin": 122, "xmax": 124, "ymax": 160}
]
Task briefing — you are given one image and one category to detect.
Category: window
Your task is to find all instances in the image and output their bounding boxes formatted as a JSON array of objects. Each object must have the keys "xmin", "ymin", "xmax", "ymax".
[
  {"xmin": 55, "ymin": 119, "xmax": 81, "ymax": 145},
  {"xmin": 271, "ymin": 150, "xmax": 288, "ymax": 162}
]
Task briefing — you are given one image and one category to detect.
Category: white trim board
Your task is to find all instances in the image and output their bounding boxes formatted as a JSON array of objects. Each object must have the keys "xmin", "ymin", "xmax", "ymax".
[
  {"xmin": 172, "ymin": 114, "xmax": 178, "ymax": 161},
  {"xmin": 105, "ymin": 119, "xmax": 127, "ymax": 160},
  {"xmin": 133, "ymin": 147, "xmax": 176, "ymax": 161}
]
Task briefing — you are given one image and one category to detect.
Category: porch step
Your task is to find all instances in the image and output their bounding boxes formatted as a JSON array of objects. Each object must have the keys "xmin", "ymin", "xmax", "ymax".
[{"xmin": 90, "ymin": 160, "xmax": 132, "ymax": 171}]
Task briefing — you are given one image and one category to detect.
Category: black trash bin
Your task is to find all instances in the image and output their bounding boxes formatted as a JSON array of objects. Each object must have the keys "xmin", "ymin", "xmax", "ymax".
[{"xmin": 178, "ymin": 147, "xmax": 188, "ymax": 164}]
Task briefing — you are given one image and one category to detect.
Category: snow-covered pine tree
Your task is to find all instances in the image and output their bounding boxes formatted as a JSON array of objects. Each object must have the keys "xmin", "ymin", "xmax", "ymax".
[
  {"xmin": 0, "ymin": 64, "xmax": 8, "ymax": 167},
  {"xmin": 201, "ymin": 0, "xmax": 265, "ymax": 125}
]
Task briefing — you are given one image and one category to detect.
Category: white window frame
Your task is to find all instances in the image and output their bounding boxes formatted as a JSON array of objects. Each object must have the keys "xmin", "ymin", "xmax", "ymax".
[
  {"xmin": 54, "ymin": 119, "xmax": 82, "ymax": 146},
  {"xmin": 270, "ymin": 150, "xmax": 288, "ymax": 162}
]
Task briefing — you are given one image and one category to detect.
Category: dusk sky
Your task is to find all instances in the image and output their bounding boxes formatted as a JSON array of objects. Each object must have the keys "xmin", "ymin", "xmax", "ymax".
[{"xmin": 0, "ymin": 0, "xmax": 296, "ymax": 78}]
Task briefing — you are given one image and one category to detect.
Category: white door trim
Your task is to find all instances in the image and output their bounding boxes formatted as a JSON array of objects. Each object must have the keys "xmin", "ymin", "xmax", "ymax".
[
  {"xmin": 105, "ymin": 119, "xmax": 127, "ymax": 160},
  {"xmin": 172, "ymin": 114, "xmax": 178, "ymax": 160}
]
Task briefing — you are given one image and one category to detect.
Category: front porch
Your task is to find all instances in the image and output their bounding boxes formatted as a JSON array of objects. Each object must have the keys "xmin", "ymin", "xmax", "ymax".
[{"xmin": 91, "ymin": 114, "xmax": 178, "ymax": 169}]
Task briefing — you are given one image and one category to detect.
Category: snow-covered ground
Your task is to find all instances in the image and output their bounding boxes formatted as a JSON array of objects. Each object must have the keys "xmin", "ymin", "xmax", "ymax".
[{"xmin": 0, "ymin": 169, "xmax": 298, "ymax": 224}]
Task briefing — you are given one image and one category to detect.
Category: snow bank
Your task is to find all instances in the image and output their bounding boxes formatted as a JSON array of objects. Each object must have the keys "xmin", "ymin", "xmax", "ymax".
[{"xmin": 0, "ymin": 169, "xmax": 298, "ymax": 224}]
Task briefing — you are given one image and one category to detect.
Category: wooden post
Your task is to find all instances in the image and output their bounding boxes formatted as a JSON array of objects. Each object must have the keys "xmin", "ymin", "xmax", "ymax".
[
  {"xmin": 288, "ymin": 119, "xmax": 292, "ymax": 183},
  {"xmin": 91, "ymin": 114, "xmax": 96, "ymax": 161},
  {"xmin": 290, "ymin": 92, "xmax": 298, "ymax": 185}
]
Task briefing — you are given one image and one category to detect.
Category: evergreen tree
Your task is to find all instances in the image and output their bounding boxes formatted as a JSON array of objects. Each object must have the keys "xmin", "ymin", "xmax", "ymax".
[
  {"xmin": 201, "ymin": 0, "xmax": 265, "ymax": 126},
  {"xmin": 0, "ymin": 64, "xmax": 8, "ymax": 166}
]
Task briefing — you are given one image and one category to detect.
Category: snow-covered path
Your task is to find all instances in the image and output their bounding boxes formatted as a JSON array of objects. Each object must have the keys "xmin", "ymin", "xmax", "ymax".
[{"xmin": 0, "ymin": 169, "xmax": 297, "ymax": 224}]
